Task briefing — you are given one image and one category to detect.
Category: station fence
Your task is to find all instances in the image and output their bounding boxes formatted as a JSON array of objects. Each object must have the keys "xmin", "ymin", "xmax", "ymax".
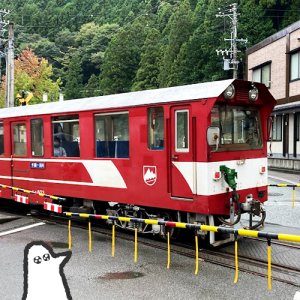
[
  {"xmin": 268, "ymin": 183, "xmax": 300, "ymax": 208},
  {"xmin": 1, "ymin": 182, "xmax": 300, "ymax": 291}
]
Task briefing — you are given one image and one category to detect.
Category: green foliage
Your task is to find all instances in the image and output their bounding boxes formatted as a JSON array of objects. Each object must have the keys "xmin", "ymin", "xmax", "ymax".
[
  {"xmin": 64, "ymin": 51, "xmax": 83, "ymax": 100},
  {"xmin": 0, "ymin": 0, "xmax": 298, "ymax": 101},
  {"xmin": 100, "ymin": 18, "xmax": 148, "ymax": 94},
  {"xmin": 159, "ymin": 0, "xmax": 194, "ymax": 87},
  {"xmin": 132, "ymin": 28, "xmax": 162, "ymax": 91}
]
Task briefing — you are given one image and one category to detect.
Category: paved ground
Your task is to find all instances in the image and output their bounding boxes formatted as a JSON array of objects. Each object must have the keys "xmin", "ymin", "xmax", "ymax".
[
  {"xmin": 0, "ymin": 213, "xmax": 299, "ymax": 300},
  {"xmin": 0, "ymin": 170, "xmax": 300, "ymax": 299}
]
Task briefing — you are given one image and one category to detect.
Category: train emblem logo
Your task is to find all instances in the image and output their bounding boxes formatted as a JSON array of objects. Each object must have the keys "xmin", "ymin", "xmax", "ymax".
[{"xmin": 143, "ymin": 166, "xmax": 157, "ymax": 186}]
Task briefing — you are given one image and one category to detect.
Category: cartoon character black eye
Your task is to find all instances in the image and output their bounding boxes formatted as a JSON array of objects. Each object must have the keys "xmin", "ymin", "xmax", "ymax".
[
  {"xmin": 43, "ymin": 253, "xmax": 50, "ymax": 261},
  {"xmin": 33, "ymin": 256, "xmax": 42, "ymax": 264}
]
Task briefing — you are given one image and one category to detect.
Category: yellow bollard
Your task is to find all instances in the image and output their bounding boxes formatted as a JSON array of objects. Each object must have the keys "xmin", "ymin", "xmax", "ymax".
[
  {"xmin": 88, "ymin": 220, "xmax": 92, "ymax": 253},
  {"xmin": 292, "ymin": 187, "xmax": 295, "ymax": 208},
  {"xmin": 195, "ymin": 233, "xmax": 199, "ymax": 275},
  {"xmin": 112, "ymin": 223, "xmax": 115, "ymax": 257},
  {"xmin": 68, "ymin": 219, "xmax": 72, "ymax": 250},
  {"xmin": 167, "ymin": 230, "xmax": 171, "ymax": 269},
  {"xmin": 267, "ymin": 239, "xmax": 272, "ymax": 290},
  {"xmin": 134, "ymin": 225, "xmax": 138, "ymax": 263},
  {"xmin": 234, "ymin": 235, "xmax": 239, "ymax": 284}
]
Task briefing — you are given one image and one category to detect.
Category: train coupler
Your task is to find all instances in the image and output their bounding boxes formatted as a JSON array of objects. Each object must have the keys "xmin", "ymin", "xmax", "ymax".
[{"xmin": 241, "ymin": 194, "xmax": 266, "ymax": 230}]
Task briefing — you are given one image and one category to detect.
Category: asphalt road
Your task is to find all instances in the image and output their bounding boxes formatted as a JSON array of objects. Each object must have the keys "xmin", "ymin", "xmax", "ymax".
[
  {"xmin": 0, "ymin": 214, "xmax": 299, "ymax": 300},
  {"xmin": 1, "ymin": 170, "xmax": 300, "ymax": 300}
]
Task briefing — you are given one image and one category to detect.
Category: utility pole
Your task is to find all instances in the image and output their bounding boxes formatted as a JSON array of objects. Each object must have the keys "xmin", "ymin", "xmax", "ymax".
[
  {"xmin": 216, "ymin": 3, "xmax": 247, "ymax": 79},
  {"xmin": 0, "ymin": 9, "xmax": 9, "ymax": 85},
  {"xmin": 5, "ymin": 22, "xmax": 14, "ymax": 107}
]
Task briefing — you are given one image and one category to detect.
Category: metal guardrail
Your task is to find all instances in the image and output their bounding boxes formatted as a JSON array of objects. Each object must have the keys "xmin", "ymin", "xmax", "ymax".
[
  {"xmin": 269, "ymin": 184, "xmax": 299, "ymax": 208},
  {"xmin": 0, "ymin": 183, "xmax": 66, "ymax": 202},
  {"xmin": 1, "ymin": 182, "xmax": 299, "ymax": 290},
  {"xmin": 64, "ymin": 212, "xmax": 300, "ymax": 290}
]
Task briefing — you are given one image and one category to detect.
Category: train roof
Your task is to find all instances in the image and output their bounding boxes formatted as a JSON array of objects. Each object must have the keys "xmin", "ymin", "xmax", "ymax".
[{"xmin": 0, "ymin": 79, "xmax": 261, "ymax": 118}]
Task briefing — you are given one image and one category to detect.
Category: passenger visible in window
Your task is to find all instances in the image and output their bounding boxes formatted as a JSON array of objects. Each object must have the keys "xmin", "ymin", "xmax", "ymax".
[
  {"xmin": 53, "ymin": 137, "xmax": 67, "ymax": 157},
  {"xmin": 53, "ymin": 123, "xmax": 66, "ymax": 142}
]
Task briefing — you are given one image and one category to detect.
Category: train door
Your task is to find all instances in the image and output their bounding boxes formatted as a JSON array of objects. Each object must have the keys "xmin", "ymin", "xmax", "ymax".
[
  {"xmin": 283, "ymin": 114, "xmax": 289, "ymax": 157},
  {"xmin": 170, "ymin": 106, "xmax": 195, "ymax": 199},
  {"xmin": 10, "ymin": 121, "xmax": 28, "ymax": 187}
]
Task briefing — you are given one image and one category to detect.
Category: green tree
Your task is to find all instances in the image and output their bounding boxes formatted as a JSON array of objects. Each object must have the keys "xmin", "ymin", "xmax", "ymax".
[
  {"xmin": 132, "ymin": 28, "xmax": 162, "ymax": 91},
  {"xmin": 64, "ymin": 51, "xmax": 83, "ymax": 100},
  {"xmin": 158, "ymin": 0, "xmax": 194, "ymax": 87},
  {"xmin": 83, "ymin": 74, "xmax": 101, "ymax": 97},
  {"xmin": 100, "ymin": 18, "xmax": 148, "ymax": 94}
]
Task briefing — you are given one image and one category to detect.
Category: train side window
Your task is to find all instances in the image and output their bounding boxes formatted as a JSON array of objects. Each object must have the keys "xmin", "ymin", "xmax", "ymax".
[
  {"xmin": 31, "ymin": 119, "xmax": 44, "ymax": 156},
  {"xmin": 148, "ymin": 107, "xmax": 164, "ymax": 150},
  {"xmin": 175, "ymin": 110, "xmax": 189, "ymax": 152},
  {"xmin": 13, "ymin": 123, "xmax": 27, "ymax": 156},
  {"xmin": 0, "ymin": 122, "xmax": 3, "ymax": 155},
  {"xmin": 95, "ymin": 112, "xmax": 129, "ymax": 158},
  {"xmin": 52, "ymin": 115, "xmax": 80, "ymax": 157}
]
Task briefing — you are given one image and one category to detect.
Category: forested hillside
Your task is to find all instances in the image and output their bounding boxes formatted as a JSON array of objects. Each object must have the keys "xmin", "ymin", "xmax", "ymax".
[{"xmin": 1, "ymin": 0, "xmax": 299, "ymax": 103}]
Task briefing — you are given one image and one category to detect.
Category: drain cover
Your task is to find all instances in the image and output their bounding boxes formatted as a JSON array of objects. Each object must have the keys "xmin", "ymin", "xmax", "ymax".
[
  {"xmin": 98, "ymin": 271, "xmax": 144, "ymax": 280},
  {"xmin": 268, "ymin": 192, "xmax": 284, "ymax": 197}
]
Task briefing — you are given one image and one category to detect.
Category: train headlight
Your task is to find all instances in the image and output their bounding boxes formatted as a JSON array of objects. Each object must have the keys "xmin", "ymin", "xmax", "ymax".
[
  {"xmin": 249, "ymin": 85, "xmax": 259, "ymax": 102},
  {"xmin": 223, "ymin": 84, "xmax": 235, "ymax": 100}
]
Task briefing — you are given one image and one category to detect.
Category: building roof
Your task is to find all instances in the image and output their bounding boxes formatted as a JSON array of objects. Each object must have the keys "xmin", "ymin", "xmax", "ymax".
[
  {"xmin": 0, "ymin": 79, "xmax": 235, "ymax": 119},
  {"xmin": 247, "ymin": 20, "xmax": 300, "ymax": 55},
  {"xmin": 274, "ymin": 100, "xmax": 300, "ymax": 114}
]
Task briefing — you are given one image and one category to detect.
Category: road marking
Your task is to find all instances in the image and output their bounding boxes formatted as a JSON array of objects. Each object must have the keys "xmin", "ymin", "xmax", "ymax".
[
  {"xmin": 268, "ymin": 175, "xmax": 298, "ymax": 185},
  {"xmin": 0, "ymin": 222, "xmax": 45, "ymax": 237}
]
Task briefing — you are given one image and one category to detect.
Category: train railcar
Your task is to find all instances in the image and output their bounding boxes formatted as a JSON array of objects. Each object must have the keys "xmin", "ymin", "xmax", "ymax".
[{"xmin": 0, "ymin": 79, "xmax": 276, "ymax": 245}]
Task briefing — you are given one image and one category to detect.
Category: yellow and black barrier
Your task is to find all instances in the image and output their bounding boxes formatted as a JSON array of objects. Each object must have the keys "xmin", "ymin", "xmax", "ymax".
[
  {"xmin": 0, "ymin": 183, "xmax": 66, "ymax": 202},
  {"xmin": 64, "ymin": 212, "xmax": 300, "ymax": 290},
  {"xmin": 269, "ymin": 183, "xmax": 300, "ymax": 208}
]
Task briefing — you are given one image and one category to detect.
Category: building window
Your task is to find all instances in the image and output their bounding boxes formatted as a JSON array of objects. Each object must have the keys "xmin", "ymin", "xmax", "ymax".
[
  {"xmin": 52, "ymin": 115, "xmax": 80, "ymax": 157},
  {"xmin": 95, "ymin": 112, "xmax": 129, "ymax": 158},
  {"xmin": 0, "ymin": 122, "xmax": 3, "ymax": 155},
  {"xmin": 253, "ymin": 63, "xmax": 271, "ymax": 88},
  {"xmin": 31, "ymin": 119, "xmax": 44, "ymax": 156},
  {"xmin": 13, "ymin": 123, "xmax": 27, "ymax": 156},
  {"xmin": 291, "ymin": 51, "xmax": 300, "ymax": 81},
  {"xmin": 270, "ymin": 115, "xmax": 282, "ymax": 141},
  {"xmin": 148, "ymin": 107, "xmax": 164, "ymax": 150}
]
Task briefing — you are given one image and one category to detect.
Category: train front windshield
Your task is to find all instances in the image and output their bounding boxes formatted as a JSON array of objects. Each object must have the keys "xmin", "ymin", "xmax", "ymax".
[{"xmin": 211, "ymin": 105, "xmax": 262, "ymax": 150}]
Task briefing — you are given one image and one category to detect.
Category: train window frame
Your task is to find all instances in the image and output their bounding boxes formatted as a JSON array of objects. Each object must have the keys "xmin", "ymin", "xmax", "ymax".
[
  {"xmin": 252, "ymin": 62, "xmax": 271, "ymax": 88},
  {"xmin": 211, "ymin": 105, "xmax": 263, "ymax": 151},
  {"xmin": 0, "ymin": 122, "xmax": 3, "ymax": 155},
  {"xmin": 12, "ymin": 123, "xmax": 27, "ymax": 156},
  {"xmin": 31, "ymin": 118, "xmax": 44, "ymax": 157},
  {"xmin": 270, "ymin": 115, "xmax": 282, "ymax": 142},
  {"xmin": 290, "ymin": 50, "xmax": 300, "ymax": 82},
  {"xmin": 52, "ymin": 115, "xmax": 80, "ymax": 157},
  {"xmin": 94, "ymin": 111, "xmax": 129, "ymax": 159},
  {"xmin": 175, "ymin": 109, "xmax": 189, "ymax": 152},
  {"xmin": 148, "ymin": 107, "xmax": 164, "ymax": 151}
]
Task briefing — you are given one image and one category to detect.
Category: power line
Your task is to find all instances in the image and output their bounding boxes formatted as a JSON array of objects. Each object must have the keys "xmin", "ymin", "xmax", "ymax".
[{"xmin": 215, "ymin": 3, "xmax": 247, "ymax": 79}]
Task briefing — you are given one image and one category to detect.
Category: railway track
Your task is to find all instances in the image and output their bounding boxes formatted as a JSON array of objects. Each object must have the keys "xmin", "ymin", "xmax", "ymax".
[
  {"xmin": 1, "ymin": 205, "xmax": 300, "ymax": 288},
  {"xmin": 39, "ymin": 212, "xmax": 300, "ymax": 288}
]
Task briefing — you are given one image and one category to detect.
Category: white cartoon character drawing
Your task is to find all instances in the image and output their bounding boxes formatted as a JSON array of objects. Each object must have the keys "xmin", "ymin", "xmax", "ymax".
[{"xmin": 22, "ymin": 241, "xmax": 72, "ymax": 300}]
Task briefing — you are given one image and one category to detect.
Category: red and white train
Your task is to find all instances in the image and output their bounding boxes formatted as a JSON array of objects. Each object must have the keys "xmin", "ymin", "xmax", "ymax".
[{"xmin": 0, "ymin": 79, "xmax": 276, "ymax": 244}]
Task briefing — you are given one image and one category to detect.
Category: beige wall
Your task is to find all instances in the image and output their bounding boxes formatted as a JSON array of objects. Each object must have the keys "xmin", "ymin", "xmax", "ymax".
[
  {"xmin": 290, "ymin": 28, "xmax": 300, "ymax": 50},
  {"xmin": 247, "ymin": 38, "xmax": 286, "ymax": 100}
]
